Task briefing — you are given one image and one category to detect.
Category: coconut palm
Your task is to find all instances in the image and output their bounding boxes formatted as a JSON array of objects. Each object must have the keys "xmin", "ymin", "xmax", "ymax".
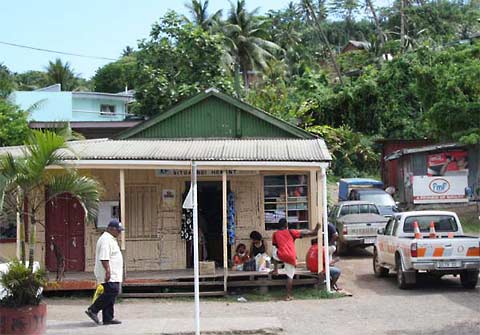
[
  {"xmin": 0, "ymin": 129, "xmax": 102, "ymax": 270},
  {"xmin": 223, "ymin": 0, "xmax": 281, "ymax": 88},
  {"xmin": 184, "ymin": 0, "xmax": 222, "ymax": 31},
  {"xmin": 45, "ymin": 58, "xmax": 78, "ymax": 91}
]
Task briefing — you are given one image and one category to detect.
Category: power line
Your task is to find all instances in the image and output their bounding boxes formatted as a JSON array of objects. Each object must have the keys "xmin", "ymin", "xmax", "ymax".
[{"xmin": 0, "ymin": 40, "xmax": 117, "ymax": 61}]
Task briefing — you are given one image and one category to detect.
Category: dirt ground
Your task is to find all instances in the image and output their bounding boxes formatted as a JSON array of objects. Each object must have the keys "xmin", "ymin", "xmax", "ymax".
[{"xmin": 46, "ymin": 246, "xmax": 480, "ymax": 335}]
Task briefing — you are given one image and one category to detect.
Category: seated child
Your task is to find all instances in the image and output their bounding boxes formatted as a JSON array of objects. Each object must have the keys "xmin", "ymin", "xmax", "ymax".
[{"xmin": 232, "ymin": 243, "xmax": 250, "ymax": 271}]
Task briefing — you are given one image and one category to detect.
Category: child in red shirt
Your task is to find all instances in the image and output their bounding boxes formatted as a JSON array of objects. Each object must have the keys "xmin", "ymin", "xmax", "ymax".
[
  {"xmin": 272, "ymin": 218, "xmax": 319, "ymax": 300},
  {"xmin": 232, "ymin": 243, "xmax": 250, "ymax": 271}
]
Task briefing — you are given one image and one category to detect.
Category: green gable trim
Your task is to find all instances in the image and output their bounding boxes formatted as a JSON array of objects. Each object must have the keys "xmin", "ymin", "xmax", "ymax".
[{"xmin": 117, "ymin": 89, "xmax": 315, "ymax": 140}]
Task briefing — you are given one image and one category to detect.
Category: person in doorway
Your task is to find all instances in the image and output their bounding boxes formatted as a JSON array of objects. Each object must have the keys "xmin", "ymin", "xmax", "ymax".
[
  {"xmin": 249, "ymin": 231, "xmax": 268, "ymax": 258},
  {"xmin": 271, "ymin": 218, "xmax": 319, "ymax": 300},
  {"xmin": 232, "ymin": 243, "xmax": 250, "ymax": 271},
  {"xmin": 85, "ymin": 219, "xmax": 124, "ymax": 325}
]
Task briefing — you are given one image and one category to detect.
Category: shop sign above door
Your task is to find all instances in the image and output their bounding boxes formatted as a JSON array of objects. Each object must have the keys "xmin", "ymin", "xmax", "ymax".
[{"xmin": 155, "ymin": 169, "xmax": 258, "ymax": 177}]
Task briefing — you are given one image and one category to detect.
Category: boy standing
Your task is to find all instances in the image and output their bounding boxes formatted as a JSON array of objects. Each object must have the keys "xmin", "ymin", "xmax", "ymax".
[{"xmin": 272, "ymin": 218, "xmax": 319, "ymax": 300}]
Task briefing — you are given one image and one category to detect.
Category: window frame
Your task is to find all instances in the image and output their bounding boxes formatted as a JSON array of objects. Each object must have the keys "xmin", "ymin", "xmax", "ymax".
[
  {"xmin": 263, "ymin": 174, "xmax": 309, "ymax": 230},
  {"xmin": 100, "ymin": 104, "xmax": 116, "ymax": 115}
]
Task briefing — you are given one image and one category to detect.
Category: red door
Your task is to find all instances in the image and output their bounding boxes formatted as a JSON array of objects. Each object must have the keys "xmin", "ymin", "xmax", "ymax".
[{"xmin": 46, "ymin": 194, "xmax": 85, "ymax": 272}]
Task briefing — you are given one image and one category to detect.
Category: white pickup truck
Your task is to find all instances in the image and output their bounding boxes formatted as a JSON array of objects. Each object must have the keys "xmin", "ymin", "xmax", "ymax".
[{"xmin": 373, "ymin": 211, "xmax": 480, "ymax": 289}]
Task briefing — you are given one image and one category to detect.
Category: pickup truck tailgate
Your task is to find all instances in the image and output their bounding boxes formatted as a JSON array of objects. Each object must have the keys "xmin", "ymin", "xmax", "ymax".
[{"xmin": 416, "ymin": 238, "xmax": 480, "ymax": 259}]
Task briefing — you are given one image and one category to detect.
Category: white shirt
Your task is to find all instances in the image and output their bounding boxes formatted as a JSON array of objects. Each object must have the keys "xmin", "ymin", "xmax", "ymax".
[{"xmin": 94, "ymin": 232, "xmax": 123, "ymax": 284}]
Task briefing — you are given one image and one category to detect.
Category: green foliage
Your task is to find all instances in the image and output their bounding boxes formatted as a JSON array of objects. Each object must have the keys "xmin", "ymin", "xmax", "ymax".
[
  {"xmin": 308, "ymin": 125, "xmax": 379, "ymax": 177},
  {"xmin": 0, "ymin": 129, "xmax": 102, "ymax": 269},
  {"xmin": 14, "ymin": 71, "xmax": 48, "ymax": 91},
  {"xmin": 93, "ymin": 55, "xmax": 137, "ymax": 93},
  {"xmin": 223, "ymin": 0, "xmax": 281, "ymax": 86},
  {"xmin": 0, "ymin": 259, "xmax": 47, "ymax": 307},
  {"xmin": 414, "ymin": 44, "xmax": 480, "ymax": 143},
  {"xmin": 0, "ymin": 64, "xmax": 15, "ymax": 98},
  {"xmin": 135, "ymin": 11, "xmax": 234, "ymax": 116},
  {"xmin": 0, "ymin": 99, "xmax": 30, "ymax": 147},
  {"xmin": 44, "ymin": 58, "xmax": 80, "ymax": 91}
]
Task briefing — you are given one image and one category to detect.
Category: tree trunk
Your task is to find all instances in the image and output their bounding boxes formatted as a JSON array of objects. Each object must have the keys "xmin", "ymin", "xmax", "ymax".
[
  {"xmin": 28, "ymin": 217, "xmax": 37, "ymax": 271},
  {"xmin": 366, "ymin": 0, "xmax": 385, "ymax": 46},
  {"xmin": 400, "ymin": 0, "xmax": 406, "ymax": 53},
  {"xmin": 305, "ymin": 0, "xmax": 344, "ymax": 85}
]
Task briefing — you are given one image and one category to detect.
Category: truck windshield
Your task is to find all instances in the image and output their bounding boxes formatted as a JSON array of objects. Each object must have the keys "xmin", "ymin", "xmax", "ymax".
[
  {"xmin": 360, "ymin": 193, "xmax": 396, "ymax": 206},
  {"xmin": 403, "ymin": 215, "xmax": 458, "ymax": 233}
]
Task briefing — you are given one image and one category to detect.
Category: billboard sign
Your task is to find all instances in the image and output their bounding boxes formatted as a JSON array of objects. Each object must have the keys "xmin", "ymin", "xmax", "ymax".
[
  {"xmin": 427, "ymin": 150, "xmax": 468, "ymax": 176},
  {"xmin": 413, "ymin": 175, "xmax": 468, "ymax": 204}
]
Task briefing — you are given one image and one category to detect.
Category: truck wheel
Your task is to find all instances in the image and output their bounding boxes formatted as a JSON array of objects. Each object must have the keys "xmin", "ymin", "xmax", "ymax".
[
  {"xmin": 396, "ymin": 257, "xmax": 412, "ymax": 289},
  {"xmin": 460, "ymin": 270, "xmax": 479, "ymax": 289},
  {"xmin": 373, "ymin": 248, "xmax": 389, "ymax": 278}
]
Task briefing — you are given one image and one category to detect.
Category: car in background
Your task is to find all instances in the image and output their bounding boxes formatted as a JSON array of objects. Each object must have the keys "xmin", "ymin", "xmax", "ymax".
[
  {"xmin": 328, "ymin": 201, "xmax": 389, "ymax": 254},
  {"xmin": 349, "ymin": 188, "xmax": 398, "ymax": 217}
]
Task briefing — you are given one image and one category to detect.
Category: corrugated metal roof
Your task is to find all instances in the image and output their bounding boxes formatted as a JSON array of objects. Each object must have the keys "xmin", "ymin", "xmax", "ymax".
[
  {"xmin": 384, "ymin": 143, "xmax": 465, "ymax": 161},
  {"xmin": 0, "ymin": 138, "xmax": 332, "ymax": 162}
]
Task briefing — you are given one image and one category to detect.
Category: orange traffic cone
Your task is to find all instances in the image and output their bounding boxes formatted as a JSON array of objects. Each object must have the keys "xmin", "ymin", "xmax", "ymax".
[
  {"xmin": 447, "ymin": 232, "xmax": 454, "ymax": 238},
  {"xmin": 429, "ymin": 221, "xmax": 437, "ymax": 239},
  {"xmin": 413, "ymin": 221, "xmax": 422, "ymax": 239}
]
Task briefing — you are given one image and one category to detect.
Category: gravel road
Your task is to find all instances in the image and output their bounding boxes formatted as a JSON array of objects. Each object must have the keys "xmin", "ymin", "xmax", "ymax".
[{"xmin": 46, "ymin": 246, "xmax": 480, "ymax": 334}]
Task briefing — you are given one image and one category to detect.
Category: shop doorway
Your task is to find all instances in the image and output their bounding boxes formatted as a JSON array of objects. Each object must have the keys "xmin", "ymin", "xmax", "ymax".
[
  {"xmin": 185, "ymin": 181, "xmax": 228, "ymax": 267},
  {"xmin": 45, "ymin": 193, "xmax": 85, "ymax": 272}
]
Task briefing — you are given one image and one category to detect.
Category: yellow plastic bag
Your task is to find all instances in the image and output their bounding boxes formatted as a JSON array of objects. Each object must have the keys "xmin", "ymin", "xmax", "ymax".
[{"xmin": 92, "ymin": 284, "xmax": 104, "ymax": 304}]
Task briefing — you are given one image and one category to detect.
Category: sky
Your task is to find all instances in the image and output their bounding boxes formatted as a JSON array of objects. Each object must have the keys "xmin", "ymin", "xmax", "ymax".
[{"xmin": 0, "ymin": 0, "xmax": 390, "ymax": 80}]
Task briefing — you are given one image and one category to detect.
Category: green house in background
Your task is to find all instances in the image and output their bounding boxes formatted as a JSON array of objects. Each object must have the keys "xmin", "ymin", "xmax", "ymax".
[{"xmin": 118, "ymin": 88, "xmax": 315, "ymax": 140}]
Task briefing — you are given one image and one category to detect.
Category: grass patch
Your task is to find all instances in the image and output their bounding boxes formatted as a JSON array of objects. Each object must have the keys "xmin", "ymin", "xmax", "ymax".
[
  {"xmin": 460, "ymin": 217, "xmax": 480, "ymax": 236},
  {"xmin": 227, "ymin": 287, "xmax": 346, "ymax": 302}
]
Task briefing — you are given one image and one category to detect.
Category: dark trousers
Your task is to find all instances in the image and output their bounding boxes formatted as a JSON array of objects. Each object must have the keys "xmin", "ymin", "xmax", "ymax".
[{"xmin": 89, "ymin": 282, "xmax": 120, "ymax": 322}]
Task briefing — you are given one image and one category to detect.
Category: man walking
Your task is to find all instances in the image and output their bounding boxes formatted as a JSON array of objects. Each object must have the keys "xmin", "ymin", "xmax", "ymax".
[
  {"xmin": 85, "ymin": 219, "xmax": 124, "ymax": 325},
  {"xmin": 272, "ymin": 218, "xmax": 319, "ymax": 300}
]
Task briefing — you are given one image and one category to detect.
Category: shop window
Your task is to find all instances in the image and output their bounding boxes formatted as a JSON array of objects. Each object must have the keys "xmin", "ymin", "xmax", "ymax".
[
  {"xmin": 264, "ymin": 174, "xmax": 308, "ymax": 230},
  {"xmin": 126, "ymin": 185, "xmax": 158, "ymax": 238}
]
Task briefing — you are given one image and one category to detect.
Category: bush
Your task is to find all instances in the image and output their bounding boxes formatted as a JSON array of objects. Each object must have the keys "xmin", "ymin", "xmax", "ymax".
[{"xmin": 0, "ymin": 259, "xmax": 47, "ymax": 307}]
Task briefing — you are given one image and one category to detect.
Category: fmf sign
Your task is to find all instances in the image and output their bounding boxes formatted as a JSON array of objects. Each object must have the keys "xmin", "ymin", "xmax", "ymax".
[{"xmin": 413, "ymin": 175, "xmax": 468, "ymax": 204}]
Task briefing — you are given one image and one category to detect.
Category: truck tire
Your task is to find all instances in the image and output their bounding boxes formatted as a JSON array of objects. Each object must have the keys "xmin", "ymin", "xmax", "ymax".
[
  {"xmin": 460, "ymin": 270, "xmax": 479, "ymax": 289},
  {"xmin": 373, "ymin": 248, "xmax": 389, "ymax": 277},
  {"xmin": 396, "ymin": 255, "xmax": 414, "ymax": 289}
]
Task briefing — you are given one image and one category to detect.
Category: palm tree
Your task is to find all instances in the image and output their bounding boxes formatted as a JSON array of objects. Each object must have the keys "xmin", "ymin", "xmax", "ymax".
[
  {"xmin": 184, "ymin": 0, "xmax": 222, "ymax": 31},
  {"xmin": 45, "ymin": 58, "xmax": 78, "ymax": 91},
  {"xmin": 0, "ymin": 129, "xmax": 102, "ymax": 270},
  {"xmin": 223, "ymin": 0, "xmax": 281, "ymax": 88}
]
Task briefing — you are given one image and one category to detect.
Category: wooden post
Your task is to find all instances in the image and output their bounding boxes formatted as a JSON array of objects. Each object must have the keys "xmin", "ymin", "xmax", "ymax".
[
  {"xmin": 120, "ymin": 169, "xmax": 126, "ymax": 250},
  {"xmin": 222, "ymin": 171, "xmax": 228, "ymax": 292}
]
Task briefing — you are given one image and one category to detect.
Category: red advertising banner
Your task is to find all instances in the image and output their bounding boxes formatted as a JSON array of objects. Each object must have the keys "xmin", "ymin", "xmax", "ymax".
[{"xmin": 427, "ymin": 151, "xmax": 468, "ymax": 176}]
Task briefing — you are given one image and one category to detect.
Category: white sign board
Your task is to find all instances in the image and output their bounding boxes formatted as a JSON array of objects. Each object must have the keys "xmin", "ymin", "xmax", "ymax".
[
  {"xmin": 412, "ymin": 175, "xmax": 468, "ymax": 204},
  {"xmin": 96, "ymin": 201, "xmax": 120, "ymax": 228}
]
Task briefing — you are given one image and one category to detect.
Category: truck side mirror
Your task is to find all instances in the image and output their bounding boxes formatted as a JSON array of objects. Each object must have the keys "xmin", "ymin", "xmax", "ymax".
[{"xmin": 377, "ymin": 228, "xmax": 385, "ymax": 235}]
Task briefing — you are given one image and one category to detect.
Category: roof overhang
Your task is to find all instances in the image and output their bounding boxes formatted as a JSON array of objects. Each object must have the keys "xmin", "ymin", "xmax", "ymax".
[
  {"xmin": 58, "ymin": 160, "xmax": 329, "ymax": 171},
  {"xmin": 385, "ymin": 143, "xmax": 467, "ymax": 161}
]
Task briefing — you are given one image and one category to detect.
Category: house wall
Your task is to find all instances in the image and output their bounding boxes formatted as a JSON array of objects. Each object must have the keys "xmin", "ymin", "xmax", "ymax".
[
  {"xmin": 10, "ymin": 91, "xmax": 73, "ymax": 121},
  {"xmin": 27, "ymin": 168, "xmax": 323, "ymax": 272},
  {"xmin": 72, "ymin": 97, "xmax": 126, "ymax": 122}
]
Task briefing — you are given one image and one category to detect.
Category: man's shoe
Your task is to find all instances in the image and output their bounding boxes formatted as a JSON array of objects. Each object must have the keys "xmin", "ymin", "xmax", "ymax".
[
  {"xmin": 103, "ymin": 319, "xmax": 122, "ymax": 325},
  {"xmin": 85, "ymin": 309, "xmax": 100, "ymax": 325}
]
